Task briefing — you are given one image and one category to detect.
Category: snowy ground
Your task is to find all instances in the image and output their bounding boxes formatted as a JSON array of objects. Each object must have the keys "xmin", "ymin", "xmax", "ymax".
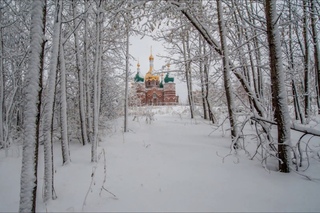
[{"xmin": 1, "ymin": 106, "xmax": 320, "ymax": 212}]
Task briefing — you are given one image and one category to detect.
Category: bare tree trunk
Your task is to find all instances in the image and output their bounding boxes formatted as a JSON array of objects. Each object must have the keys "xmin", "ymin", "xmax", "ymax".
[
  {"xmin": 204, "ymin": 53, "xmax": 215, "ymax": 124},
  {"xmin": 182, "ymin": 29, "xmax": 194, "ymax": 119},
  {"xmin": 265, "ymin": 0, "xmax": 291, "ymax": 173},
  {"xmin": 72, "ymin": 0, "xmax": 88, "ymax": 145},
  {"xmin": 288, "ymin": 0, "xmax": 304, "ymax": 124},
  {"xmin": 217, "ymin": 0, "xmax": 239, "ymax": 147},
  {"xmin": 303, "ymin": 0, "xmax": 310, "ymax": 122},
  {"xmin": 310, "ymin": 0, "xmax": 320, "ymax": 114},
  {"xmin": 124, "ymin": 18, "xmax": 129, "ymax": 132},
  {"xmin": 59, "ymin": 35, "xmax": 70, "ymax": 165},
  {"xmin": 19, "ymin": 0, "xmax": 44, "ymax": 211},
  {"xmin": 84, "ymin": 0, "xmax": 92, "ymax": 140},
  {"xmin": 199, "ymin": 36, "xmax": 207, "ymax": 120},
  {"xmin": 91, "ymin": 4, "xmax": 102, "ymax": 163},
  {"xmin": 292, "ymin": 79, "xmax": 304, "ymax": 123},
  {"xmin": 0, "ymin": 6, "xmax": 4, "ymax": 149},
  {"xmin": 246, "ymin": 0, "xmax": 264, "ymax": 100},
  {"xmin": 43, "ymin": 0, "xmax": 61, "ymax": 202}
]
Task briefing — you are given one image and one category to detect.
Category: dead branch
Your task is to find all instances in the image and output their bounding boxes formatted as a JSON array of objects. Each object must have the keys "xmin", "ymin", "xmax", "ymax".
[{"xmin": 251, "ymin": 116, "xmax": 320, "ymax": 137}]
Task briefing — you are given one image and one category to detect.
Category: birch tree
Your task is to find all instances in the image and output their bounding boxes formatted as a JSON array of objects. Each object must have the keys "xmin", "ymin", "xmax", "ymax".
[{"xmin": 19, "ymin": 0, "xmax": 44, "ymax": 211}]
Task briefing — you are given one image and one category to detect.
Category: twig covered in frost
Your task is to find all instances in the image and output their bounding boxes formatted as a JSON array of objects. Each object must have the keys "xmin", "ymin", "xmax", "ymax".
[
  {"xmin": 82, "ymin": 166, "xmax": 97, "ymax": 211},
  {"xmin": 208, "ymin": 116, "xmax": 228, "ymax": 136},
  {"xmin": 83, "ymin": 148, "xmax": 117, "ymax": 210}
]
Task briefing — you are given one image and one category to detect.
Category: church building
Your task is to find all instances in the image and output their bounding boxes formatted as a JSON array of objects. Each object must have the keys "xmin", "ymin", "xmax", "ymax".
[{"xmin": 130, "ymin": 52, "xmax": 179, "ymax": 106}]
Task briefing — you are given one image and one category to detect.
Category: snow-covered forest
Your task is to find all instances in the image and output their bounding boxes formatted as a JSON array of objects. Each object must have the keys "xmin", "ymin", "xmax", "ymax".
[{"xmin": 0, "ymin": 0, "xmax": 320, "ymax": 212}]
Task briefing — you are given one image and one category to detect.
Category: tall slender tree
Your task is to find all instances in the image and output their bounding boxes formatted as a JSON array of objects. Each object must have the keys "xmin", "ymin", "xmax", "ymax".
[
  {"xmin": 92, "ymin": 1, "xmax": 103, "ymax": 162},
  {"xmin": 265, "ymin": 0, "xmax": 291, "ymax": 172},
  {"xmin": 0, "ymin": 3, "xmax": 4, "ymax": 149},
  {"xmin": 217, "ymin": 0, "xmax": 239, "ymax": 147},
  {"xmin": 303, "ymin": 0, "xmax": 310, "ymax": 122},
  {"xmin": 59, "ymin": 34, "xmax": 70, "ymax": 165},
  {"xmin": 72, "ymin": 0, "xmax": 88, "ymax": 146},
  {"xmin": 19, "ymin": 0, "xmax": 44, "ymax": 211},
  {"xmin": 42, "ymin": 0, "xmax": 62, "ymax": 202},
  {"xmin": 310, "ymin": 0, "xmax": 320, "ymax": 114}
]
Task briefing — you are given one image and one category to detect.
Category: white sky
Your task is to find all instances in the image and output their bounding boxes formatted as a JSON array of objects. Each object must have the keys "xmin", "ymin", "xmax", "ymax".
[{"xmin": 129, "ymin": 35, "xmax": 188, "ymax": 104}]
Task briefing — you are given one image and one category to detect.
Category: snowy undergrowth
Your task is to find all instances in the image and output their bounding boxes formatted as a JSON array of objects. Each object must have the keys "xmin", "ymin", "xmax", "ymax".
[{"xmin": 1, "ymin": 106, "xmax": 320, "ymax": 212}]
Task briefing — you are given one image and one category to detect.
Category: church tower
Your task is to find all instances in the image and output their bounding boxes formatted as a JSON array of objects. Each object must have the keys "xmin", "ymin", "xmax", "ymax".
[
  {"xmin": 133, "ymin": 61, "xmax": 145, "ymax": 105},
  {"xmin": 144, "ymin": 48, "xmax": 160, "ymax": 88},
  {"xmin": 130, "ymin": 47, "xmax": 178, "ymax": 106},
  {"xmin": 163, "ymin": 64, "xmax": 177, "ymax": 105}
]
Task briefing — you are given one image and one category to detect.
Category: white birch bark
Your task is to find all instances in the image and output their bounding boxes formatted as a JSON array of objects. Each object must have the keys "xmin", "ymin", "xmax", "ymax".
[
  {"xmin": 42, "ymin": 0, "xmax": 61, "ymax": 202},
  {"xmin": 59, "ymin": 35, "xmax": 70, "ymax": 165},
  {"xmin": 19, "ymin": 0, "xmax": 44, "ymax": 211}
]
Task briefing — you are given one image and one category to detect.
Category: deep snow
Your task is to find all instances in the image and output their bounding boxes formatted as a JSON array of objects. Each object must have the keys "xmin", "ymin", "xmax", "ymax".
[{"xmin": 1, "ymin": 106, "xmax": 320, "ymax": 212}]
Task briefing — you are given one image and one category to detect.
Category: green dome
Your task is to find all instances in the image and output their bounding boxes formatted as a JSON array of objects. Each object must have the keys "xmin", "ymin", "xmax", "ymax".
[
  {"xmin": 134, "ymin": 72, "xmax": 144, "ymax": 82},
  {"xmin": 164, "ymin": 72, "xmax": 174, "ymax": 83}
]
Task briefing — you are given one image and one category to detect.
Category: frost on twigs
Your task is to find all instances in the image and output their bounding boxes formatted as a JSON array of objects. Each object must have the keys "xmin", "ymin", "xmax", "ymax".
[
  {"xmin": 131, "ymin": 106, "xmax": 155, "ymax": 124},
  {"xmin": 82, "ymin": 149, "xmax": 117, "ymax": 211},
  {"xmin": 249, "ymin": 116, "xmax": 320, "ymax": 175}
]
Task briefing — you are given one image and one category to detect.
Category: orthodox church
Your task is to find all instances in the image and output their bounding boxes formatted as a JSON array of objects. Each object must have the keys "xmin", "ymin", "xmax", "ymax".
[{"xmin": 130, "ymin": 51, "xmax": 179, "ymax": 106}]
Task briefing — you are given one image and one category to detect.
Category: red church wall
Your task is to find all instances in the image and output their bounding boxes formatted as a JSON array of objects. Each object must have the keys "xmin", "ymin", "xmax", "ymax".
[{"xmin": 146, "ymin": 88, "xmax": 164, "ymax": 106}]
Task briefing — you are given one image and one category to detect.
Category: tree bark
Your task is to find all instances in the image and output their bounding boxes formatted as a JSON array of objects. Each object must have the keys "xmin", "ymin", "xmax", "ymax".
[
  {"xmin": 303, "ymin": 0, "xmax": 310, "ymax": 122},
  {"xmin": 19, "ymin": 0, "xmax": 44, "ymax": 211},
  {"xmin": 72, "ymin": 0, "xmax": 88, "ymax": 146},
  {"xmin": 124, "ymin": 18, "xmax": 129, "ymax": 132},
  {"xmin": 182, "ymin": 29, "xmax": 194, "ymax": 119},
  {"xmin": 310, "ymin": 0, "xmax": 320, "ymax": 114},
  {"xmin": 217, "ymin": 0, "xmax": 239, "ymax": 146},
  {"xmin": 0, "ymin": 5, "xmax": 4, "ymax": 149},
  {"xmin": 265, "ymin": 0, "xmax": 291, "ymax": 173},
  {"xmin": 42, "ymin": 0, "xmax": 61, "ymax": 202},
  {"xmin": 59, "ymin": 35, "xmax": 70, "ymax": 165},
  {"xmin": 288, "ymin": 1, "xmax": 304, "ymax": 124},
  {"xmin": 91, "ymin": 3, "xmax": 103, "ymax": 162},
  {"xmin": 84, "ymin": 0, "xmax": 92, "ymax": 140},
  {"xmin": 199, "ymin": 36, "xmax": 207, "ymax": 120}
]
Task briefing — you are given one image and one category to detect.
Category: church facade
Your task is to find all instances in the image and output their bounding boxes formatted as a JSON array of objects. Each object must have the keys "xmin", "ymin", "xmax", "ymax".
[{"xmin": 130, "ymin": 52, "xmax": 179, "ymax": 106}]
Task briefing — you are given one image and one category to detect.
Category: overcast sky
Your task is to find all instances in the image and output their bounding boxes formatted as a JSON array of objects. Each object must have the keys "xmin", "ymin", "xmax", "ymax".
[{"xmin": 129, "ymin": 35, "xmax": 188, "ymax": 104}]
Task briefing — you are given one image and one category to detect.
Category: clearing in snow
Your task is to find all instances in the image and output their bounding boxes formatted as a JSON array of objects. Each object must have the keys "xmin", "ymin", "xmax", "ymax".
[{"xmin": 1, "ymin": 106, "xmax": 320, "ymax": 212}]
